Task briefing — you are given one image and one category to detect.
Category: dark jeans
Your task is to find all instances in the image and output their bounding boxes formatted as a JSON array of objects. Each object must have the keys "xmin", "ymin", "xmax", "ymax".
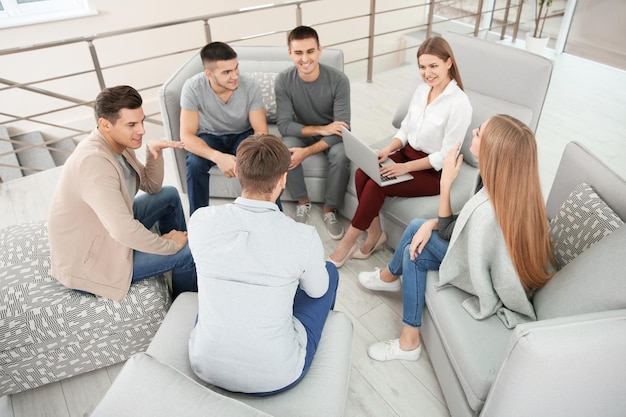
[
  {"xmin": 132, "ymin": 186, "xmax": 197, "ymax": 298},
  {"xmin": 186, "ymin": 130, "xmax": 253, "ymax": 214}
]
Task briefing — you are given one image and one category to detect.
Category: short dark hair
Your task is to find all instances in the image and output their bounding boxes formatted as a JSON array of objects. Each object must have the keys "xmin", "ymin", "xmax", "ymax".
[
  {"xmin": 94, "ymin": 85, "xmax": 142, "ymax": 124},
  {"xmin": 200, "ymin": 41, "xmax": 237, "ymax": 70},
  {"xmin": 236, "ymin": 134, "xmax": 290, "ymax": 196},
  {"xmin": 287, "ymin": 25, "xmax": 319, "ymax": 47}
]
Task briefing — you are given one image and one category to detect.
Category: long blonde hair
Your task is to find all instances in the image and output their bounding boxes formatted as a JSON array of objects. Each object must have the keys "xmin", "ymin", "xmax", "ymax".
[{"xmin": 479, "ymin": 114, "xmax": 555, "ymax": 291}]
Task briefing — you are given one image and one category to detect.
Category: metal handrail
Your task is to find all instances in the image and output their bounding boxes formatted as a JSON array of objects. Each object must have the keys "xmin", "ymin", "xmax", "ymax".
[{"xmin": 0, "ymin": 0, "xmax": 527, "ymax": 182}]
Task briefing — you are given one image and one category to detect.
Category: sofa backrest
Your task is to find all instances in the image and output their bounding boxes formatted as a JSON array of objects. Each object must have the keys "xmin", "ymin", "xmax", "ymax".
[
  {"xmin": 158, "ymin": 45, "xmax": 344, "ymax": 193},
  {"xmin": 534, "ymin": 141, "xmax": 626, "ymax": 320},
  {"xmin": 546, "ymin": 141, "xmax": 626, "ymax": 220},
  {"xmin": 392, "ymin": 32, "xmax": 553, "ymax": 167}
]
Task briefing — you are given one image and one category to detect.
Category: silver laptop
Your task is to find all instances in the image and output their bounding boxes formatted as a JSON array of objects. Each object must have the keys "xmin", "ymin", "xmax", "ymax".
[{"xmin": 341, "ymin": 126, "xmax": 413, "ymax": 187}]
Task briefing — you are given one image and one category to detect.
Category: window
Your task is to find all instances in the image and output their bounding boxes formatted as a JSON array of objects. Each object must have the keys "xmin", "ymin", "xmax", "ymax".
[{"xmin": 0, "ymin": 0, "xmax": 96, "ymax": 28}]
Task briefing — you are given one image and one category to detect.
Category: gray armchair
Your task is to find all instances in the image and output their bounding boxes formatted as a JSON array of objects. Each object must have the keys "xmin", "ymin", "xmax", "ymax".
[
  {"xmin": 158, "ymin": 45, "xmax": 344, "ymax": 201},
  {"xmin": 340, "ymin": 32, "xmax": 554, "ymax": 249}
]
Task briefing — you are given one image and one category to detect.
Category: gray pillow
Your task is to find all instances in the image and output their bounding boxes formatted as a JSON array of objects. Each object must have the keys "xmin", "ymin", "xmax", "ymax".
[
  {"xmin": 249, "ymin": 72, "xmax": 277, "ymax": 123},
  {"xmin": 548, "ymin": 182, "xmax": 623, "ymax": 269},
  {"xmin": 533, "ymin": 224, "xmax": 626, "ymax": 320}
]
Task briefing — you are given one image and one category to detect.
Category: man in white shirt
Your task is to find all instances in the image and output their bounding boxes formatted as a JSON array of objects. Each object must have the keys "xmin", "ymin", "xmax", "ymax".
[{"xmin": 188, "ymin": 134, "xmax": 339, "ymax": 395}]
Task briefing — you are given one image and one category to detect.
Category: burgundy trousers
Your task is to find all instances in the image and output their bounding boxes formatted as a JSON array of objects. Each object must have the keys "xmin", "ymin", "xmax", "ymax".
[{"xmin": 351, "ymin": 145, "xmax": 441, "ymax": 231}]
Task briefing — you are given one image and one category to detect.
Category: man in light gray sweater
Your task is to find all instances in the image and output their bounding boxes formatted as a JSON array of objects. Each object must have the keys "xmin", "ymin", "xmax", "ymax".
[{"xmin": 275, "ymin": 25, "xmax": 351, "ymax": 240}]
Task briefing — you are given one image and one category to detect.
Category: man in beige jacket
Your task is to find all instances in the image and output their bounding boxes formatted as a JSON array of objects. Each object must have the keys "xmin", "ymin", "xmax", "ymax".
[{"xmin": 48, "ymin": 85, "xmax": 196, "ymax": 302}]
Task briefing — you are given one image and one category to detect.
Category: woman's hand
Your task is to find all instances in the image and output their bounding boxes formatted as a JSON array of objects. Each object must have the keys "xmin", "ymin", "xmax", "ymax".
[
  {"xmin": 380, "ymin": 161, "xmax": 410, "ymax": 178},
  {"xmin": 409, "ymin": 219, "xmax": 437, "ymax": 260},
  {"xmin": 377, "ymin": 148, "xmax": 390, "ymax": 163},
  {"xmin": 441, "ymin": 142, "xmax": 464, "ymax": 188}
]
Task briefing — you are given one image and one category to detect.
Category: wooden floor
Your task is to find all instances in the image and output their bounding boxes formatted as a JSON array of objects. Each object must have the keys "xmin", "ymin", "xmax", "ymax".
[{"xmin": 1, "ymin": 51, "xmax": 625, "ymax": 417}]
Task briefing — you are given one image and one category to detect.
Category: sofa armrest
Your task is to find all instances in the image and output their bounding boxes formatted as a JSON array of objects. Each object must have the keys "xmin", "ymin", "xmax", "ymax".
[
  {"xmin": 480, "ymin": 309, "xmax": 626, "ymax": 417},
  {"xmin": 91, "ymin": 352, "xmax": 273, "ymax": 417}
]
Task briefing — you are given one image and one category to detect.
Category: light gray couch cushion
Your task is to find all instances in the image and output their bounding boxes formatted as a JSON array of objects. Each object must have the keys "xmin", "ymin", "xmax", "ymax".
[
  {"xmin": 480, "ymin": 310, "xmax": 626, "ymax": 417},
  {"xmin": 91, "ymin": 352, "xmax": 272, "ymax": 417},
  {"xmin": 533, "ymin": 225, "xmax": 626, "ymax": 320},
  {"xmin": 548, "ymin": 182, "xmax": 623, "ymax": 268},
  {"xmin": 424, "ymin": 271, "xmax": 512, "ymax": 412},
  {"xmin": 146, "ymin": 292, "xmax": 353, "ymax": 417}
]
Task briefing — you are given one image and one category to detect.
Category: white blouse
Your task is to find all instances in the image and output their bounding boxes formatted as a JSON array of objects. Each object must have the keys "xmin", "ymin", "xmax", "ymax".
[{"xmin": 394, "ymin": 79, "xmax": 472, "ymax": 171}]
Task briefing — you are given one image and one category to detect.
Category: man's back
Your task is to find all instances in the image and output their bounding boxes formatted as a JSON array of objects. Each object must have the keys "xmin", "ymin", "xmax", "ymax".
[{"xmin": 188, "ymin": 198, "xmax": 328, "ymax": 393}]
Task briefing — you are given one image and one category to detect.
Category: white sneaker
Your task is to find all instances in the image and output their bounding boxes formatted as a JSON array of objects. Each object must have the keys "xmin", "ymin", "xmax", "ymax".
[
  {"xmin": 294, "ymin": 202, "xmax": 312, "ymax": 223},
  {"xmin": 368, "ymin": 339, "xmax": 422, "ymax": 362},
  {"xmin": 323, "ymin": 211, "xmax": 345, "ymax": 240},
  {"xmin": 358, "ymin": 268, "xmax": 401, "ymax": 292}
]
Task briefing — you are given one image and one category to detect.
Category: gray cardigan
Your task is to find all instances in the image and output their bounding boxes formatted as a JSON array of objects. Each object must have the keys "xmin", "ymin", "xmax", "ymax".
[{"xmin": 437, "ymin": 188, "xmax": 536, "ymax": 328}]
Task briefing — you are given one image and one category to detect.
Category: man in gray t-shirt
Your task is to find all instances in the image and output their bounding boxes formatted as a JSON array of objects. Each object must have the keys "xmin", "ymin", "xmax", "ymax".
[
  {"xmin": 181, "ymin": 42, "xmax": 267, "ymax": 214},
  {"xmin": 275, "ymin": 26, "xmax": 351, "ymax": 240}
]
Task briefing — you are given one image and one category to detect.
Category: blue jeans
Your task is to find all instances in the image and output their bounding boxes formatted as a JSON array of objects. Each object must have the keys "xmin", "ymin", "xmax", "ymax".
[
  {"xmin": 132, "ymin": 186, "xmax": 197, "ymax": 298},
  {"xmin": 388, "ymin": 218, "xmax": 449, "ymax": 328},
  {"xmin": 186, "ymin": 130, "xmax": 253, "ymax": 214},
  {"xmin": 251, "ymin": 261, "xmax": 339, "ymax": 396}
]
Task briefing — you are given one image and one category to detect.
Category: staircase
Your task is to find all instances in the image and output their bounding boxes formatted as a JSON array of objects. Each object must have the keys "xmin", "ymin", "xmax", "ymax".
[{"xmin": 0, "ymin": 127, "xmax": 76, "ymax": 183}]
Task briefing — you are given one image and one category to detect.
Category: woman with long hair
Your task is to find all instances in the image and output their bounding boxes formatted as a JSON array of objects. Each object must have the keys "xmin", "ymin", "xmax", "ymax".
[
  {"xmin": 328, "ymin": 36, "xmax": 472, "ymax": 267},
  {"xmin": 359, "ymin": 114, "xmax": 555, "ymax": 362}
]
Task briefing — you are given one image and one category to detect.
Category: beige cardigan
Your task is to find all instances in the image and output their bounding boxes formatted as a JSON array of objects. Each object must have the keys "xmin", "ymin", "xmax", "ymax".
[{"xmin": 48, "ymin": 128, "xmax": 178, "ymax": 302}]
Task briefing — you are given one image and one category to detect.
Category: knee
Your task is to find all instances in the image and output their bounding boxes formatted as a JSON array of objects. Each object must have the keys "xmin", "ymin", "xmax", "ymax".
[
  {"xmin": 408, "ymin": 218, "xmax": 427, "ymax": 230},
  {"xmin": 161, "ymin": 186, "xmax": 182, "ymax": 205},
  {"xmin": 281, "ymin": 136, "xmax": 302, "ymax": 148},
  {"xmin": 325, "ymin": 261, "xmax": 340, "ymax": 289},
  {"xmin": 328, "ymin": 143, "xmax": 347, "ymax": 164},
  {"xmin": 186, "ymin": 153, "xmax": 210, "ymax": 173}
]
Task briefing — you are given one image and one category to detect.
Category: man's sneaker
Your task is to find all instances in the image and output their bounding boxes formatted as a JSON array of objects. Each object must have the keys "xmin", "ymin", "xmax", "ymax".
[
  {"xmin": 294, "ymin": 202, "xmax": 312, "ymax": 223},
  {"xmin": 323, "ymin": 211, "xmax": 345, "ymax": 240}
]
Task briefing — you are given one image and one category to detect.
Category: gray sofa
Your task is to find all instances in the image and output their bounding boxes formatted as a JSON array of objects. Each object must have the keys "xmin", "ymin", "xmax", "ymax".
[
  {"xmin": 91, "ymin": 292, "xmax": 353, "ymax": 417},
  {"xmin": 158, "ymin": 45, "xmax": 344, "ymax": 202},
  {"xmin": 421, "ymin": 141, "xmax": 626, "ymax": 417},
  {"xmin": 340, "ymin": 32, "xmax": 554, "ymax": 249}
]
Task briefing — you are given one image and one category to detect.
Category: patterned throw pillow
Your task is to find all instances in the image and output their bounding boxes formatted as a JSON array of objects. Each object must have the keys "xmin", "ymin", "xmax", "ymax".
[
  {"xmin": 549, "ymin": 182, "xmax": 624, "ymax": 269},
  {"xmin": 249, "ymin": 72, "xmax": 278, "ymax": 123}
]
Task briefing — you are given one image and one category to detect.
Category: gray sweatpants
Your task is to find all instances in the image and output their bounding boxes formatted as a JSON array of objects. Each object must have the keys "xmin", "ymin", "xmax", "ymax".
[{"xmin": 282, "ymin": 135, "xmax": 350, "ymax": 210}]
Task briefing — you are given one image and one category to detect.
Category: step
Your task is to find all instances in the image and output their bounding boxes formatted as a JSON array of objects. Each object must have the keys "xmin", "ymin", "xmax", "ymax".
[
  {"xmin": 12, "ymin": 131, "xmax": 57, "ymax": 176},
  {"xmin": 48, "ymin": 137, "xmax": 77, "ymax": 166},
  {"xmin": 0, "ymin": 126, "xmax": 23, "ymax": 183}
]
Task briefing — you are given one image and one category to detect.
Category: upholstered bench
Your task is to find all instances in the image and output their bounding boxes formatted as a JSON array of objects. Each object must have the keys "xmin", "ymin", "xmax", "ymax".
[
  {"xmin": 0, "ymin": 220, "xmax": 171, "ymax": 395},
  {"xmin": 92, "ymin": 292, "xmax": 353, "ymax": 417}
]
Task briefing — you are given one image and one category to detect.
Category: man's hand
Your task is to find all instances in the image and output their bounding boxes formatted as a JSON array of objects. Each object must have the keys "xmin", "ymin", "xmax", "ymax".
[
  {"xmin": 146, "ymin": 139, "xmax": 185, "ymax": 160},
  {"xmin": 317, "ymin": 121, "xmax": 350, "ymax": 137},
  {"xmin": 161, "ymin": 230, "xmax": 188, "ymax": 252},
  {"xmin": 215, "ymin": 152, "xmax": 237, "ymax": 178},
  {"xmin": 288, "ymin": 147, "xmax": 309, "ymax": 170}
]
